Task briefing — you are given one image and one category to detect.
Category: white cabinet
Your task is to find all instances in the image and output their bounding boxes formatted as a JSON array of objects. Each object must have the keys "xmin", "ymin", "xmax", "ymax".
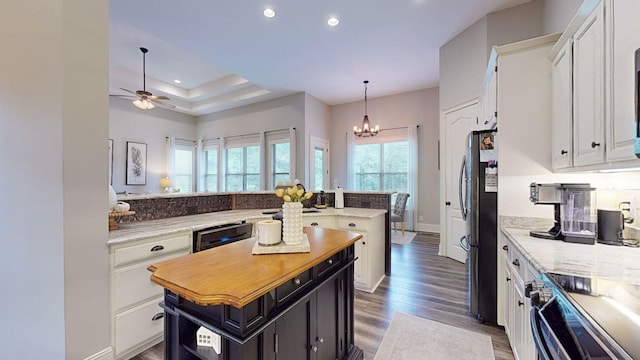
[
  {"xmin": 605, "ymin": 0, "xmax": 640, "ymax": 162},
  {"xmin": 110, "ymin": 231, "xmax": 191, "ymax": 359},
  {"xmin": 336, "ymin": 216, "xmax": 385, "ymax": 293},
  {"xmin": 549, "ymin": 0, "xmax": 640, "ymax": 170},
  {"xmin": 303, "ymin": 215, "xmax": 336, "ymax": 229},
  {"xmin": 479, "ymin": 64, "xmax": 498, "ymax": 129},
  {"xmin": 502, "ymin": 238, "xmax": 538, "ymax": 360},
  {"xmin": 551, "ymin": 40, "xmax": 574, "ymax": 170},
  {"xmin": 573, "ymin": 2, "xmax": 605, "ymax": 167}
]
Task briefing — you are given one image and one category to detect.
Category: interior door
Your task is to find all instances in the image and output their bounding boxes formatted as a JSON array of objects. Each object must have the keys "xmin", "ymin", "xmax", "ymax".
[
  {"xmin": 444, "ymin": 101, "xmax": 479, "ymax": 263},
  {"xmin": 309, "ymin": 136, "xmax": 330, "ymax": 191}
]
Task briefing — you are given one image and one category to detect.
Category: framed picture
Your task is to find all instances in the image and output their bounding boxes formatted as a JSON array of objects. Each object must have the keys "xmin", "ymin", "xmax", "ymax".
[
  {"xmin": 108, "ymin": 139, "xmax": 114, "ymax": 185},
  {"xmin": 126, "ymin": 141, "xmax": 147, "ymax": 185}
]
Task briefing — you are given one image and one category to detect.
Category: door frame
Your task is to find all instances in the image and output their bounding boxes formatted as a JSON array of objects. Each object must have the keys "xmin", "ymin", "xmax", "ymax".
[
  {"xmin": 439, "ymin": 98, "xmax": 479, "ymax": 261},
  {"xmin": 309, "ymin": 135, "xmax": 330, "ymax": 191}
]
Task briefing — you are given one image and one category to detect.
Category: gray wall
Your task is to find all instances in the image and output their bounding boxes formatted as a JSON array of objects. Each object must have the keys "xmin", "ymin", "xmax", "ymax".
[
  {"xmin": 329, "ymin": 88, "xmax": 440, "ymax": 231},
  {"xmin": 1, "ymin": 1, "xmax": 111, "ymax": 359},
  {"xmin": 439, "ymin": 0, "xmax": 545, "ymax": 111},
  {"xmin": 109, "ymin": 97, "xmax": 197, "ymax": 194},
  {"xmin": 543, "ymin": 0, "xmax": 583, "ymax": 34},
  {"xmin": 304, "ymin": 93, "xmax": 332, "ymax": 185},
  {"xmin": 197, "ymin": 93, "xmax": 307, "ymax": 185}
]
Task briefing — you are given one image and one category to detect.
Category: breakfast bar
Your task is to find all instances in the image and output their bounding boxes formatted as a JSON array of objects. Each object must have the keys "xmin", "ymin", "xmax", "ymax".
[{"xmin": 148, "ymin": 226, "xmax": 364, "ymax": 360}]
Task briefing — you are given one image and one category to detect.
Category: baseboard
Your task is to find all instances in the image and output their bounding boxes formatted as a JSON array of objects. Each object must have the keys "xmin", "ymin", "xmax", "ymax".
[
  {"xmin": 84, "ymin": 347, "xmax": 113, "ymax": 360},
  {"xmin": 416, "ymin": 223, "xmax": 440, "ymax": 233}
]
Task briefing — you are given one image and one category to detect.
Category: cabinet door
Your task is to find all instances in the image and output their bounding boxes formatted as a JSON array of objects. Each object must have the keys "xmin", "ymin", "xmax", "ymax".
[
  {"xmin": 551, "ymin": 40, "xmax": 574, "ymax": 169},
  {"xmin": 316, "ymin": 277, "xmax": 340, "ymax": 360},
  {"xmin": 353, "ymin": 232, "xmax": 369, "ymax": 289},
  {"xmin": 605, "ymin": 0, "xmax": 640, "ymax": 162},
  {"xmin": 503, "ymin": 256, "xmax": 513, "ymax": 340},
  {"xmin": 512, "ymin": 278, "xmax": 526, "ymax": 360},
  {"xmin": 573, "ymin": 2, "xmax": 605, "ymax": 166},
  {"xmin": 275, "ymin": 294, "xmax": 315, "ymax": 359}
]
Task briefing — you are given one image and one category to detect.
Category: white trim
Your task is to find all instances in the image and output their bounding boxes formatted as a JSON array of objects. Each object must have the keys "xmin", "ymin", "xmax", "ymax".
[
  {"xmin": 416, "ymin": 223, "xmax": 440, "ymax": 234},
  {"xmin": 83, "ymin": 347, "xmax": 113, "ymax": 360}
]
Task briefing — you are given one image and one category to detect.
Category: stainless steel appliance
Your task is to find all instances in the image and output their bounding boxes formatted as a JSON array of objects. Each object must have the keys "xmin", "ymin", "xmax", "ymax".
[
  {"xmin": 193, "ymin": 222, "xmax": 253, "ymax": 252},
  {"xmin": 529, "ymin": 183, "xmax": 597, "ymax": 244},
  {"xmin": 459, "ymin": 129, "xmax": 498, "ymax": 324},
  {"xmin": 528, "ymin": 272, "xmax": 639, "ymax": 360}
]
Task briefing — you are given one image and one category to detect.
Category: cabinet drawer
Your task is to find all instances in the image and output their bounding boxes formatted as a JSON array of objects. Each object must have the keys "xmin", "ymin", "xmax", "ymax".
[
  {"xmin": 314, "ymin": 251, "xmax": 343, "ymax": 280},
  {"xmin": 114, "ymin": 250, "xmax": 189, "ymax": 311},
  {"xmin": 508, "ymin": 243, "xmax": 527, "ymax": 280},
  {"xmin": 276, "ymin": 269, "xmax": 313, "ymax": 306},
  {"xmin": 115, "ymin": 297, "xmax": 165, "ymax": 356},
  {"xmin": 303, "ymin": 216, "xmax": 335, "ymax": 229},
  {"xmin": 114, "ymin": 232, "xmax": 191, "ymax": 267},
  {"xmin": 337, "ymin": 217, "xmax": 370, "ymax": 232}
]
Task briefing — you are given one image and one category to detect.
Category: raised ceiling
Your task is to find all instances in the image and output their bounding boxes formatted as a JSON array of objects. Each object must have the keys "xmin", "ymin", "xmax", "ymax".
[{"xmin": 109, "ymin": 0, "xmax": 531, "ymax": 116}]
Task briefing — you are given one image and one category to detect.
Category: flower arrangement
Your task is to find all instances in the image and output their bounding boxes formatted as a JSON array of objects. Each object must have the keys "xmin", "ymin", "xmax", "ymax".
[{"xmin": 275, "ymin": 186, "xmax": 313, "ymax": 202}]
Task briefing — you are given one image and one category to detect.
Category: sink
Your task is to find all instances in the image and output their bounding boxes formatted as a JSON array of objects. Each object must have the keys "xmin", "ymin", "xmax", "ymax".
[{"xmin": 302, "ymin": 209, "xmax": 320, "ymax": 213}]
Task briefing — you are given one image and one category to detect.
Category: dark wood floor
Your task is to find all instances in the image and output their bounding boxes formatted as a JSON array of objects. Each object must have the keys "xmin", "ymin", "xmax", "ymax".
[{"xmin": 133, "ymin": 232, "xmax": 513, "ymax": 359}]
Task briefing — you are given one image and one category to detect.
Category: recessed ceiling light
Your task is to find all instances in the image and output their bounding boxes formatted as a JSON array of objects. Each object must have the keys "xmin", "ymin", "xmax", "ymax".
[
  {"xmin": 264, "ymin": 8, "xmax": 276, "ymax": 18},
  {"xmin": 328, "ymin": 17, "xmax": 339, "ymax": 27},
  {"xmin": 173, "ymin": 79, "xmax": 181, "ymax": 84}
]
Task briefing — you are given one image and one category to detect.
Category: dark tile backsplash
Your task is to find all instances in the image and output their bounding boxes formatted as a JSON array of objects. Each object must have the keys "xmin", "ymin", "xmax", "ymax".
[{"xmin": 119, "ymin": 192, "xmax": 390, "ymax": 223}]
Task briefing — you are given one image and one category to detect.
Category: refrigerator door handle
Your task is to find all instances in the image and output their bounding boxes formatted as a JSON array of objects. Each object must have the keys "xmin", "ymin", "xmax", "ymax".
[
  {"xmin": 458, "ymin": 155, "xmax": 467, "ymax": 221},
  {"xmin": 459, "ymin": 235, "xmax": 470, "ymax": 252}
]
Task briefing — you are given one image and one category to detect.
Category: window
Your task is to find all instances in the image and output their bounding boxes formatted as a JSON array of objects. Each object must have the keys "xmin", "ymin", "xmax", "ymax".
[
  {"xmin": 354, "ymin": 141, "xmax": 408, "ymax": 193},
  {"xmin": 174, "ymin": 139, "xmax": 196, "ymax": 193},
  {"xmin": 271, "ymin": 142, "xmax": 290, "ymax": 187},
  {"xmin": 202, "ymin": 139, "xmax": 219, "ymax": 192},
  {"xmin": 225, "ymin": 134, "xmax": 260, "ymax": 191}
]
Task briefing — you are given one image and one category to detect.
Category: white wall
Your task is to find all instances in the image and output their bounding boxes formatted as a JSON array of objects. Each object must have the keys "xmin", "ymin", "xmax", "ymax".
[
  {"xmin": 330, "ymin": 88, "xmax": 440, "ymax": 229},
  {"xmin": 304, "ymin": 94, "xmax": 332, "ymax": 186},
  {"xmin": 1, "ymin": 1, "xmax": 111, "ymax": 359},
  {"xmin": 109, "ymin": 97, "xmax": 197, "ymax": 194},
  {"xmin": 543, "ymin": 0, "xmax": 583, "ymax": 34},
  {"xmin": 486, "ymin": 0, "xmax": 544, "ymax": 54},
  {"xmin": 197, "ymin": 93, "xmax": 307, "ymax": 185}
]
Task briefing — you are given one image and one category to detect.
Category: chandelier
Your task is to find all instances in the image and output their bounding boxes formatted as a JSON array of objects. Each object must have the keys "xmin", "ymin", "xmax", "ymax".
[{"xmin": 353, "ymin": 80, "xmax": 379, "ymax": 137}]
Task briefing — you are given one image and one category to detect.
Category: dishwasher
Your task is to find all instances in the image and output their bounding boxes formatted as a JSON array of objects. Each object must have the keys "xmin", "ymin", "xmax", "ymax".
[{"xmin": 193, "ymin": 221, "xmax": 253, "ymax": 252}]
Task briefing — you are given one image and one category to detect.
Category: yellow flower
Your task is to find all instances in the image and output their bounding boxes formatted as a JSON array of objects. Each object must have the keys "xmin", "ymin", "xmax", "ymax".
[
  {"xmin": 297, "ymin": 189, "xmax": 304, "ymax": 198},
  {"xmin": 283, "ymin": 194, "xmax": 291, "ymax": 202},
  {"xmin": 275, "ymin": 188, "xmax": 284, "ymax": 197}
]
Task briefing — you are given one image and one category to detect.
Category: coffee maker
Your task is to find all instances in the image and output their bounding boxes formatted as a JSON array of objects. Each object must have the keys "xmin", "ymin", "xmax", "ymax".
[{"xmin": 529, "ymin": 183, "xmax": 597, "ymax": 244}]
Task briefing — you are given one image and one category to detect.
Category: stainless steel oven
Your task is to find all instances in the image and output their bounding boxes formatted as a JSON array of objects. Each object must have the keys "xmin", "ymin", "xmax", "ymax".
[
  {"xmin": 528, "ymin": 273, "xmax": 639, "ymax": 360},
  {"xmin": 193, "ymin": 222, "xmax": 253, "ymax": 252}
]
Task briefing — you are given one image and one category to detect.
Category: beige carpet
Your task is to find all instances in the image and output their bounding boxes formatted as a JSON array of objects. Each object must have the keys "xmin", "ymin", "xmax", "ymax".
[
  {"xmin": 391, "ymin": 230, "xmax": 417, "ymax": 245},
  {"xmin": 373, "ymin": 312, "xmax": 495, "ymax": 360}
]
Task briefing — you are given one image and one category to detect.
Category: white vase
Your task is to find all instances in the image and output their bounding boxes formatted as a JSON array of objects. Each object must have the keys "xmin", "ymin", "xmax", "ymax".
[
  {"xmin": 282, "ymin": 202, "xmax": 303, "ymax": 245},
  {"xmin": 108, "ymin": 185, "xmax": 117, "ymax": 211}
]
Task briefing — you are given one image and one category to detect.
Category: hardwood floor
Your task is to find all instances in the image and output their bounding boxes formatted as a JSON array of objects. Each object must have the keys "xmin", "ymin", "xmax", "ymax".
[
  {"xmin": 355, "ymin": 232, "xmax": 513, "ymax": 359},
  {"xmin": 133, "ymin": 232, "xmax": 514, "ymax": 359}
]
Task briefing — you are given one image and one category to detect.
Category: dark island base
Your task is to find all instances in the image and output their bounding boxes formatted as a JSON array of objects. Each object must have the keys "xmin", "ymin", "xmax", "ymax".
[{"xmin": 160, "ymin": 245, "xmax": 363, "ymax": 360}]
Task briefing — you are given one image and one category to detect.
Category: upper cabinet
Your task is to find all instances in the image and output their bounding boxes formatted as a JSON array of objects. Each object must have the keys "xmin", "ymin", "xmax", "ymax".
[{"xmin": 550, "ymin": 0, "xmax": 640, "ymax": 171}]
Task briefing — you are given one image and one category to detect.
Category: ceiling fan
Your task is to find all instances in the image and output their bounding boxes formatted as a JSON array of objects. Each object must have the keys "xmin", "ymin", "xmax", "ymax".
[{"xmin": 111, "ymin": 47, "xmax": 176, "ymax": 110}]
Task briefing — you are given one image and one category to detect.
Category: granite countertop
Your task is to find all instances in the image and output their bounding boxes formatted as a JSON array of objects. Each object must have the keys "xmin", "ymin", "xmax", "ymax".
[
  {"xmin": 117, "ymin": 190, "xmax": 395, "ymax": 201},
  {"xmin": 501, "ymin": 227, "xmax": 640, "ymax": 285},
  {"xmin": 108, "ymin": 207, "xmax": 387, "ymax": 245}
]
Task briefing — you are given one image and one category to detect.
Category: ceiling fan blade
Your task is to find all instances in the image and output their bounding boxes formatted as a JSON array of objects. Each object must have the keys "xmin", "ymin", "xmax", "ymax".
[
  {"xmin": 150, "ymin": 98, "xmax": 176, "ymax": 109},
  {"xmin": 149, "ymin": 95, "xmax": 170, "ymax": 100},
  {"xmin": 109, "ymin": 94, "xmax": 136, "ymax": 98},
  {"xmin": 118, "ymin": 88, "xmax": 139, "ymax": 96}
]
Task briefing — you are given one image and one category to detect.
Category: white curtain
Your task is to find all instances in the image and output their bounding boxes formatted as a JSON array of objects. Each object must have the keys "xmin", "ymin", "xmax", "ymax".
[
  {"xmin": 219, "ymin": 137, "xmax": 226, "ymax": 191},
  {"xmin": 289, "ymin": 127, "xmax": 297, "ymax": 183},
  {"xmin": 259, "ymin": 131, "xmax": 266, "ymax": 190},
  {"xmin": 346, "ymin": 132, "xmax": 355, "ymax": 190},
  {"xmin": 407, "ymin": 126, "xmax": 419, "ymax": 231},
  {"xmin": 165, "ymin": 136, "xmax": 176, "ymax": 186}
]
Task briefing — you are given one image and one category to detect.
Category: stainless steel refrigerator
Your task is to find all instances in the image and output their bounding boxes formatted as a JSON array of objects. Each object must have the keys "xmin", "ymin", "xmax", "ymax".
[{"xmin": 458, "ymin": 129, "xmax": 498, "ymax": 324}]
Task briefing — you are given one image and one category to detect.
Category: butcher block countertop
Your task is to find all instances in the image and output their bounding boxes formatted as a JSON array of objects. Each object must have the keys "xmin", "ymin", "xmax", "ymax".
[{"xmin": 147, "ymin": 227, "xmax": 362, "ymax": 308}]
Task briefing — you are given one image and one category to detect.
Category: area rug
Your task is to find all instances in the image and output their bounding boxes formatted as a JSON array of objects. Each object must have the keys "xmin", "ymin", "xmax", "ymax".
[
  {"xmin": 391, "ymin": 230, "xmax": 417, "ymax": 245},
  {"xmin": 373, "ymin": 312, "xmax": 495, "ymax": 360}
]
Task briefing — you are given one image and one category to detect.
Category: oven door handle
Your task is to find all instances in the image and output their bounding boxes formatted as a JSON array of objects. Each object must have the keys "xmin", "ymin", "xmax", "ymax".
[{"xmin": 530, "ymin": 308, "xmax": 553, "ymax": 360}]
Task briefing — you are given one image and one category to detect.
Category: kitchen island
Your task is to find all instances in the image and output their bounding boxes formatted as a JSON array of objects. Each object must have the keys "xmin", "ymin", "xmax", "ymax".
[{"xmin": 147, "ymin": 226, "xmax": 364, "ymax": 360}]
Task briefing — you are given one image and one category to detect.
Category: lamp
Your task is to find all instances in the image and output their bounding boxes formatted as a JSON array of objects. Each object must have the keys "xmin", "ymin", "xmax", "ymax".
[
  {"xmin": 160, "ymin": 177, "xmax": 172, "ymax": 192},
  {"xmin": 353, "ymin": 80, "xmax": 379, "ymax": 137},
  {"xmin": 132, "ymin": 98, "xmax": 155, "ymax": 110}
]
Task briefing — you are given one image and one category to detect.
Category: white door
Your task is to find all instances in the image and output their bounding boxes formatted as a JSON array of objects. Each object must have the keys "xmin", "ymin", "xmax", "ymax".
[
  {"xmin": 444, "ymin": 101, "xmax": 479, "ymax": 263},
  {"xmin": 309, "ymin": 136, "xmax": 330, "ymax": 191}
]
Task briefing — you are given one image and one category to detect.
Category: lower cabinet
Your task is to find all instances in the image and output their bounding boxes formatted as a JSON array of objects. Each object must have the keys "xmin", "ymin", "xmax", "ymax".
[
  {"xmin": 110, "ymin": 231, "xmax": 191, "ymax": 359},
  {"xmin": 502, "ymin": 238, "xmax": 538, "ymax": 360},
  {"xmin": 162, "ymin": 247, "xmax": 361, "ymax": 360}
]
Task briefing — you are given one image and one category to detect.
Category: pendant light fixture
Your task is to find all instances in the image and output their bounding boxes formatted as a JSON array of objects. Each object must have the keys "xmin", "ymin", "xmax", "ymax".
[{"xmin": 353, "ymin": 80, "xmax": 379, "ymax": 137}]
